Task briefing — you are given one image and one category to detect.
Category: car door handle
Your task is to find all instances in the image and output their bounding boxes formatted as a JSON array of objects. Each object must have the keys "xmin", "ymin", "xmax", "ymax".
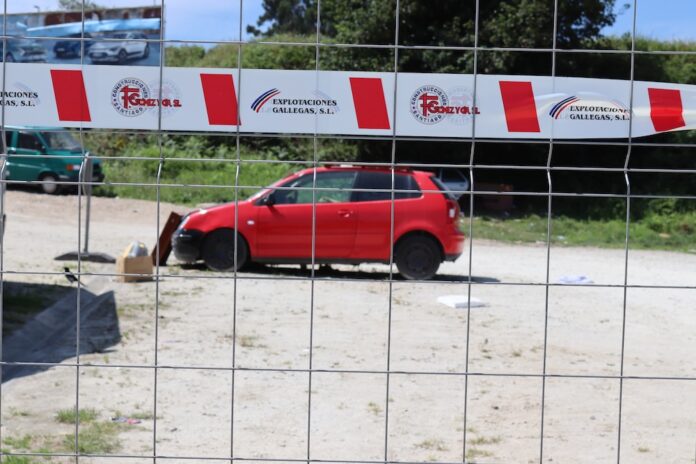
[{"xmin": 337, "ymin": 209, "xmax": 354, "ymax": 218}]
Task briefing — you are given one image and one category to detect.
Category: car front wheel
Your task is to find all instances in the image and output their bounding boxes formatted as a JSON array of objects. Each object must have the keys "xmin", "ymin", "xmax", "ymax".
[
  {"xmin": 202, "ymin": 229, "xmax": 248, "ymax": 272},
  {"xmin": 39, "ymin": 173, "xmax": 61, "ymax": 195},
  {"xmin": 395, "ymin": 235, "xmax": 441, "ymax": 280}
]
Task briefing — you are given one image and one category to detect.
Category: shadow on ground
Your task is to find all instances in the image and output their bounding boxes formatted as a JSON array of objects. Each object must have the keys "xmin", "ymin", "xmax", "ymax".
[
  {"xmin": 178, "ymin": 262, "xmax": 500, "ymax": 283},
  {"xmin": 2, "ymin": 281, "xmax": 121, "ymax": 383}
]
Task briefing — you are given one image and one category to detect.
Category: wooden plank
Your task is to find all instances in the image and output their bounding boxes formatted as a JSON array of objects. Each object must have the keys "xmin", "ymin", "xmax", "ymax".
[{"xmin": 152, "ymin": 211, "xmax": 183, "ymax": 266}]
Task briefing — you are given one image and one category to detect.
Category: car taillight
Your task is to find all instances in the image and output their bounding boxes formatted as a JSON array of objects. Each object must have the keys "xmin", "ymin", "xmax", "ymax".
[{"xmin": 446, "ymin": 199, "xmax": 459, "ymax": 223}]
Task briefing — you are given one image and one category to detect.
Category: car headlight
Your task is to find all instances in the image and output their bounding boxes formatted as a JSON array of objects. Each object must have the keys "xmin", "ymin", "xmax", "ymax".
[{"xmin": 177, "ymin": 214, "xmax": 191, "ymax": 231}]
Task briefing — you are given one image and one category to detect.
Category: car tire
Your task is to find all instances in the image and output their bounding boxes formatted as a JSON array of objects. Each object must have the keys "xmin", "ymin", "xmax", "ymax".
[
  {"xmin": 142, "ymin": 44, "xmax": 150, "ymax": 58},
  {"xmin": 117, "ymin": 49, "xmax": 127, "ymax": 64},
  {"xmin": 395, "ymin": 235, "xmax": 441, "ymax": 280},
  {"xmin": 5, "ymin": 53, "xmax": 14, "ymax": 62},
  {"xmin": 202, "ymin": 229, "xmax": 248, "ymax": 272},
  {"xmin": 39, "ymin": 173, "xmax": 61, "ymax": 195}
]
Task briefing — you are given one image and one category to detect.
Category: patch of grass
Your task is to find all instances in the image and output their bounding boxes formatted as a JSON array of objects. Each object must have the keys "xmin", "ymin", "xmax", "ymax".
[
  {"xmin": 469, "ymin": 212, "xmax": 696, "ymax": 252},
  {"xmin": 237, "ymin": 334, "xmax": 266, "ymax": 348},
  {"xmin": 8, "ymin": 408, "xmax": 30, "ymax": 418},
  {"xmin": 469, "ymin": 435, "xmax": 501, "ymax": 446},
  {"xmin": 367, "ymin": 401, "xmax": 382, "ymax": 416},
  {"xmin": 3, "ymin": 435, "xmax": 33, "ymax": 450},
  {"xmin": 465, "ymin": 447, "xmax": 493, "ymax": 460},
  {"xmin": 415, "ymin": 439, "xmax": 448, "ymax": 452},
  {"xmin": 55, "ymin": 407, "xmax": 99, "ymax": 424},
  {"xmin": 2, "ymin": 456, "xmax": 36, "ymax": 464},
  {"xmin": 62, "ymin": 421, "xmax": 121, "ymax": 454}
]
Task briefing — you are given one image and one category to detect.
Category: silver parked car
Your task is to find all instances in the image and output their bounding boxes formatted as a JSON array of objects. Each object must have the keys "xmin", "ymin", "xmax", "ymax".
[
  {"xmin": 88, "ymin": 32, "xmax": 149, "ymax": 64},
  {"xmin": 1, "ymin": 39, "xmax": 48, "ymax": 63}
]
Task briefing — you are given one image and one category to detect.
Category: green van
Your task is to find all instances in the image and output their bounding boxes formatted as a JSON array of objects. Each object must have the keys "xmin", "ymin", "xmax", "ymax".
[{"xmin": 3, "ymin": 127, "xmax": 104, "ymax": 194}]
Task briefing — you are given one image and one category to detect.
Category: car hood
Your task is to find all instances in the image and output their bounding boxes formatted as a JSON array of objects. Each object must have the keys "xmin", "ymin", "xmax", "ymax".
[
  {"xmin": 14, "ymin": 44, "xmax": 45, "ymax": 54},
  {"xmin": 89, "ymin": 42, "xmax": 123, "ymax": 50}
]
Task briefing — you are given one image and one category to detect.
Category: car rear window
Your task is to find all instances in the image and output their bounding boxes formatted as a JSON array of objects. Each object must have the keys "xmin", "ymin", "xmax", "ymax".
[
  {"xmin": 352, "ymin": 171, "xmax": 421, "ymax": 202},
  {"xmin": 430, "ymin": 176, "xmax": 458, "ymax": 201}
]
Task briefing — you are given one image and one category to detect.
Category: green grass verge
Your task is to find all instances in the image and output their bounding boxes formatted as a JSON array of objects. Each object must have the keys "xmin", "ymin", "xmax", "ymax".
[
  {"xmin": 62, "ymin": 421, "xmax": 121, "ymax": 455},
  {"xmin": 469, "ymin": 214, "xmax": 696, "ymax": 252},
  {"xmin": 54, "ymin": 407, "xmax": 99, "ymax": 425}
]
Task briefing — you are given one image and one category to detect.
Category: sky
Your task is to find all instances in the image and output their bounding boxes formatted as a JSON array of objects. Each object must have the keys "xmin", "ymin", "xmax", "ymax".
[{"xmin": 6, "ymin": 0, "xmax": 696, "ymax": 43}]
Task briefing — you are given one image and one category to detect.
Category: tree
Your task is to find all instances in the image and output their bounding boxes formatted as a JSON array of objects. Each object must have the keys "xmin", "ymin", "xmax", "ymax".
[
  {"xmin": 249, "ymin": 0, "xmax": 623, "ymax": 73},
  {"xmin": 58, "ymin": 0, "xmax": 102, "ymax": 10}
]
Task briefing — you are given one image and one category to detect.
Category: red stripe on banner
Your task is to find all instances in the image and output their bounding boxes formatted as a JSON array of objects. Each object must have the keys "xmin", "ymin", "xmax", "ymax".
[
  {"xmin": 50, "ymin": 69, "xmax": 91, "ymax": 122},
  {"xmin": 648, "ymin": 88, "xmax": 685, "ymax": 132},
  {"xmin": 200, "ymin": 73, "xmax": 240, "ymax": 125},
  {"xmin": 349, "ymin": 77, "xmax": 390, "ymax": 130},
  {"xmin": 499, "ymin": 81, "xmax": 540, "ymax": 133}
]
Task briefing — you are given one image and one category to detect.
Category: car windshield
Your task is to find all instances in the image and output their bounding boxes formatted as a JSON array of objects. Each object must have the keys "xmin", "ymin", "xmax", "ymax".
[
  {"xmin": 40, "ymin": 131, "xmax": 81, "ymax": 151},
  {"xmin": 14, "ymin": 39, "xmax": 37, "ymax": 47}
]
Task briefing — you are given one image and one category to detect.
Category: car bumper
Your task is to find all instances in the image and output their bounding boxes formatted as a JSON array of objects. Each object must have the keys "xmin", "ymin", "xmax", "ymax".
[
  {"xmin": 58, "ymin": 172, "xmax": 105, "ymax": 183},
  {"xmin": 442, "ymin": 230, "xmax": 466, "ymax": 261},
  {"xmin": 171, "ymin": 228, "xmax": 203, "ymax": 263},
  {"xmin": 18, "ymin": 55, "xmax": 47, "ymax": 63},
  {"xmin": 89, "ymin": 51, "xmax": 120, "ymax": 62}
]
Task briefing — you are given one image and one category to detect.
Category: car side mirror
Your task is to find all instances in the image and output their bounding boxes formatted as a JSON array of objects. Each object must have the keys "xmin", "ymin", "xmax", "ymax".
[{"xmin": 257, "ymin": 192, "xmax": 275, "ymax": 206}]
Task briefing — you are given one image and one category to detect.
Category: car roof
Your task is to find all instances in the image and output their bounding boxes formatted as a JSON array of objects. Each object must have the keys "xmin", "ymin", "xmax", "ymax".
[{"xmin": 305, "ymin": 165, "xmax": 432, "ymax": 176}]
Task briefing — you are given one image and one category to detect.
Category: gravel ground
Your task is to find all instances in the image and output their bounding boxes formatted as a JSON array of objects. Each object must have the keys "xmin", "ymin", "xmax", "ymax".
[{"xmin": 1, "ymin": 189, "xmax": 695, "ymax": 463}]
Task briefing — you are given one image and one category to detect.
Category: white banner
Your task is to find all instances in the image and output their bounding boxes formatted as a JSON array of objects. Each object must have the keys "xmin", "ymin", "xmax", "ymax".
[{"xmin": 1, "ymin": 63, "xmax": 694, "ymax": 139}]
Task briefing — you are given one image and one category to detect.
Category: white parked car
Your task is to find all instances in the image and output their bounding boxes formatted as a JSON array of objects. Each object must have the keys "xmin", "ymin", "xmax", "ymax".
[{"xmin": 88, "ymin": 32, "xmax": 149, "ymax": 64}]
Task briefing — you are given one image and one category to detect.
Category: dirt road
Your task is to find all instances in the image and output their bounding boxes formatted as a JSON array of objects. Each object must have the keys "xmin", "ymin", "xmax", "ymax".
[{"xmin": 2, "ymin": 190, "xmax": 695, "ymax": 463}]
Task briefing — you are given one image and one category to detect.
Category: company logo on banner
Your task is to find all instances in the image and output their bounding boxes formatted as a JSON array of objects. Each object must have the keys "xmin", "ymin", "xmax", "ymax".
[
  {"xmin": 251, "ymin": 88, "xmax": 339, "ymax": 115},
  {"xmin": 549, "ymin": 93, "xmax": 630, "ymax": 122},
  {"xmin": 111, "ymin": 77, "xmax": 182, "ymax": 117},
  {"xmin": 409, "ymin": 85, "xmax": 480, "ymax": 125}
]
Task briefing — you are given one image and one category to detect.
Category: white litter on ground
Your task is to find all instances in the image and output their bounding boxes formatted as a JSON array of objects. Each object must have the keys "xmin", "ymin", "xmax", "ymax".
[
  {"xmin": 556, "ymin": 275, "xmax": 594, "ymax": 285},
  {"xmin": 437, "ymin": 295, "xmax": 488, "ymax": 309}
]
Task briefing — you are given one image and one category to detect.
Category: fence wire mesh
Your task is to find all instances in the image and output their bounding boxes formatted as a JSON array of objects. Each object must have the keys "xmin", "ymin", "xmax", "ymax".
[{"xmin": 0, "ymin": 0, "xmax": 695, "ymax": 463}]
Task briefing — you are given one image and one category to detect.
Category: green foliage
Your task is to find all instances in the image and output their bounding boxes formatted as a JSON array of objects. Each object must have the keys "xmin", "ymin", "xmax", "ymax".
[
  {"xmin": 58, "ymin": 0, "xmax": 101, "ymax": 10},
  {"xmin": 470, "ymin": 212, "xmax": 696, "ymax": 251},
  {"xmin": 62, "ymin": 422, "xmax": 121, "ymax": 454},
  {"xmin": 249, "ymin": 0, "xmax": 620, "ymax": 72},
  {"xmin": 55, "ymin": 408, "xmax": 98, "ymax": 424},
  {"xmin": 166, "ymin": 34, "xmax": 317, "ymax": 70}
]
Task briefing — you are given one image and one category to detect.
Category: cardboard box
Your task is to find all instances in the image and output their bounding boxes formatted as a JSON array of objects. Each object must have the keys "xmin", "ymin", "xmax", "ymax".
[{"xmin": 116, "ymin": 255, "xmax": 153, "ymax": 283}]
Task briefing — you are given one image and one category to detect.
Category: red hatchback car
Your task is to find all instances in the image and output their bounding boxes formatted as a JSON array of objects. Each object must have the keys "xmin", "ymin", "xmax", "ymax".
[{"xmin": 172, "ymin": 166, "xmax": 465, "ymax": 280}]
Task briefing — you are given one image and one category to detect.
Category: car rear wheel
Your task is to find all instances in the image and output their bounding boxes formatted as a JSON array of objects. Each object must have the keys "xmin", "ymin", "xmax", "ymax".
[
  {"xmin": 5, "ymin": 53, "xmax": 14, "ymax": 62},
  {"xmin": 395, "ymin": 235, "xmax": 441, "ymax": 280},
  {"xmin": 202, "ymin": 229, "xmax": 248, "ymax": 272},
  {"xmin": 117, "ymin": 49, "xmax": 127, "ymax": 64},
  {"xmin": 142, "ymin": 44, "xmax": 150, "ymax": 58},
  {"xmin": 39, "ymin": 173, "xmax": 61, "ymax": 195}
]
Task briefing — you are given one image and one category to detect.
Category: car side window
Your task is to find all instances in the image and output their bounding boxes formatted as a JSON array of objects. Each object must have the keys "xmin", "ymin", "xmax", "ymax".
[
  {"xmin": 273, "ymin": 171, "xmax": 357, "ymax": 205},
  {"xmin": 17, "ymin": 132, "xmax": 43, "ymax": 151},
  {"xmin": 352, "ymin": 171, "xmax": 421, "ymax": 202}
]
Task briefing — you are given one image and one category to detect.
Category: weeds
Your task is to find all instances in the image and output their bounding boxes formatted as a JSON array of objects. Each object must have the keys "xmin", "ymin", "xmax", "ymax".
[
  {"xmin": 55, "ymin": 407, "xmax": 98, "ymax": 424},
  {"xmin": 62, "ymin": 421, "xmax": 121, "ymax": 454}
]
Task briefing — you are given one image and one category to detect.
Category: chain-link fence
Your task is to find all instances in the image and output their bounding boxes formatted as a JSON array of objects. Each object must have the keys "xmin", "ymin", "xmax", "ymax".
[{"xmin": 0, "ymin": 1, "xmax": 695, "ymax": 463}]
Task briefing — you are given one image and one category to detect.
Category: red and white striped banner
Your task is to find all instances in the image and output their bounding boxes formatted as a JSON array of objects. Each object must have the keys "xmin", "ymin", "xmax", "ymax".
[{"xmin": 2, "ymin": 63, "xmax": 695, "ymax": 139}]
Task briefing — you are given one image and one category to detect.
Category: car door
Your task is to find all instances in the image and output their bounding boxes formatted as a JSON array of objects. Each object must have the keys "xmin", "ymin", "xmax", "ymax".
[
  {"xmin": 350, "ymin": 171, "xmax": 421, "ymax": 260},
  {"xmin": 254, "ymin": 170, "xmax": 358, "ymax": 259},
  {"xmin": 7, "ymin": 131, "xmax": 45, "ymax": 181}
]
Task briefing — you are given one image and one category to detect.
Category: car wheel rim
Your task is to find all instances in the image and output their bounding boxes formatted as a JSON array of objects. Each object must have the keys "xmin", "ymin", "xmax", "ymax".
[
  {"xmin": 405, "ymin": 246, "xmax": 432, "ymax": 275},
  {"xmin": 42, "ymin": 177, "xmax": 57, "ymax": 194}
]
